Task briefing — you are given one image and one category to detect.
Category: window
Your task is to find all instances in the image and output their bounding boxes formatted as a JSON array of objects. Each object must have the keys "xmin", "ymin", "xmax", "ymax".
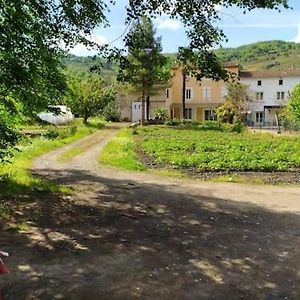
[
  {"xmin": 166, "ymin": 89, "xmax": 169, "ymax": 98},
  {"xmin": 257, "ymin": 80, "xmax": 262, "ymax": 86},
  {"xmin": 256, "ymin": 92, "xmax": 264, "ymax": 101},
  {"xmin": 186, "ymin": 88, "xmax": 192, "ymax": 100},
  {"xmin": 204, "ymin": 110, "xmax": 217, "ymax": 121},
  {"xmin": 277, "ymin": 91, "xmax": 285, "ymax": 100},
  {"xmin": 279, "ymin": 79, "xmax": 283, "ymax": 85},
  {"xmin": 221, "ymin": 87, "xmax": 227, "ymax": 100},
  {"xmin": 203, "ymin": 87, "xmax": 212, "ymax": 101},
  {"xmin": 256, "ymin": 112, "xmax": 264, "ymax": 123},
  {"xmin": 184, "ymin": 108, "xmax": 192, "ymax": 119}
]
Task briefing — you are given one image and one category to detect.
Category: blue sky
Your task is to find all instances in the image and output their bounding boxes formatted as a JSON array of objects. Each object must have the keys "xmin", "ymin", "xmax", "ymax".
[{"xmin": 70, "ymin": 0, "xmax": 300, "ymax": 56}]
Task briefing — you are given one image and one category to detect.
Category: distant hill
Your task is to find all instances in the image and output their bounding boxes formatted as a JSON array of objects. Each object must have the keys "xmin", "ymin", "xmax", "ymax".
[
  {"xmin": 63, "ymin": 40, "xmax": 300, "ymax": 75},
  {"xmin": 62, "ymin": 54, "xmax": 117, "ymax": 78},
  {"xmin": 215, "ymin": 40, "xmax": 300, "ymax": 71}
]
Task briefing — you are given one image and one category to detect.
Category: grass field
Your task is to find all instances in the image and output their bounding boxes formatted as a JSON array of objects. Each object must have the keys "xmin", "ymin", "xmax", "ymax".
[{"xmin": 138, "ymin": 127, "xmax": 300, "ymax": 172}]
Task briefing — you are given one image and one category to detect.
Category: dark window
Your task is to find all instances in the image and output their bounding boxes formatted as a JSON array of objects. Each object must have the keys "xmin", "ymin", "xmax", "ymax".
[
  {"xmin": 277, "ymin": 91, "xmax": 285, "ymax": 100},
  {"xmin": 257, "ymin": 80, "xmax": 262, "ymax": 86},
  {"xmin": 184, "ymin": 108, "xmax": 192, "ymax": 119},
  {"xmin": 186, "ymin": 89, "xmax": 192, "ymax": 100},
  {"xmin": 256, "ymin": 112, "xmax": 264, "ymax": 123},
  {"xmin": 279, "ymin": 79, "xmax": 283, "ymax": 85},
  {"xmin": 204, "ymin": 110, "xmax": 217, "ymax": 121},
  {"xmin": 166, "ymin": 89, "xmax": 169, "ymax": 98}
]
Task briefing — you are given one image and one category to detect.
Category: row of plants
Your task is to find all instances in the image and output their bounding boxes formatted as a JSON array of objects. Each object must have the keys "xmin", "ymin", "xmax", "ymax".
[
  {"xmin": 138, "ymin": 127, "xmax": 300, "ymax": 171},
  {"xmin": 164, "ymin": 119, "xmax": 245, "ymax": 133}
]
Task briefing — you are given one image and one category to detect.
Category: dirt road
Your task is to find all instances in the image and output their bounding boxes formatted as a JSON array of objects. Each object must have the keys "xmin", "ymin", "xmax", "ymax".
[{"xmin": 2, "ymin": 126, "xmax": 300, "ymax": 299}]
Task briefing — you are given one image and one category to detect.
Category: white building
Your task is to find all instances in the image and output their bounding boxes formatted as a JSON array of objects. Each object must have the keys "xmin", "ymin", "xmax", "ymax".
[{"xmin": 240, "ymin": 69, "xmax": 300, "ymax": 126}]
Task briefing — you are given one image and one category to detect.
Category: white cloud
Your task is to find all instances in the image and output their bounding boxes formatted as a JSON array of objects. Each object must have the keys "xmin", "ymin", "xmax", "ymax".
[
  {"xmin": 68, "ymin": 34, "xmax": 107, "ymax": 56},
  {"xmin": 155, "ymin": 15, "xmax": 182, "ymax": 31},
  {"xmin": 293, "ymin": 23, "xmax": 300, "ymax": 43}
]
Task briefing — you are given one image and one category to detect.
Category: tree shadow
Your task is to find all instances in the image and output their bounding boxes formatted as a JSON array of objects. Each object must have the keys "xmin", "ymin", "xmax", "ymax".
[{"xmin": 1, "ymin": 168, "xmax": 300, "ymax": 299}]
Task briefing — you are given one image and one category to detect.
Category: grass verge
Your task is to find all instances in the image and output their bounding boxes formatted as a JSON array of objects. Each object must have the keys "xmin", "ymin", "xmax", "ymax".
[
  {"xmin": 0, "ymin": 122, "xmax": 101, "ymax": 198},
  {"xmin": 99, "ymin": 128, "xmax": 146, "ymax": 171}
]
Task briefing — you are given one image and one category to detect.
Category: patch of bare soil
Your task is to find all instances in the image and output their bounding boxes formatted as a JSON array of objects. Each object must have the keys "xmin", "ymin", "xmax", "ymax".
[{"xmin": 2, "ymin": 127, "xmax": 300, "ymax": 300}]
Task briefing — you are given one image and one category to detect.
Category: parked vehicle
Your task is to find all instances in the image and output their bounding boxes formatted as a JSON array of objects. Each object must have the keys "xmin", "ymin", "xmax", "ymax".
[{"xmin": 37, "ymin": 105, "xmax": 74, "ymax": 125}]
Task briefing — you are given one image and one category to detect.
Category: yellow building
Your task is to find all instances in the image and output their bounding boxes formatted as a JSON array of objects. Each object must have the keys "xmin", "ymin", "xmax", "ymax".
[{"xmin": 166, "ymin": 63, "xmax": 240, "ymax": 121}]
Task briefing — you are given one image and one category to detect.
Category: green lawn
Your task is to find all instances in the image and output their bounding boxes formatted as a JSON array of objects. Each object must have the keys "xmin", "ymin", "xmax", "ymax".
[
  {"xmin": 99, "ymin": 128, "xmax": 146, "ymax": 171},
  {"xmin": 138, "ymin": 127, "xmax": 300, "ymax": 172}
]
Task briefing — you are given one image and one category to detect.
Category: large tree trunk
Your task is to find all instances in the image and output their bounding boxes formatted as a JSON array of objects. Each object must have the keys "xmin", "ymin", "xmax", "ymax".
[{"xmin": 182, "ymin": 71, "xmax": 186, "ymax": 119}]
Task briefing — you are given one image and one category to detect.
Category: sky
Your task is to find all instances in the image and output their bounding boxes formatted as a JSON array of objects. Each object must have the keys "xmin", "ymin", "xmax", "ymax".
[{"xmin": 70, "ymin": 0, "xmax": 300, "ymax": 56}]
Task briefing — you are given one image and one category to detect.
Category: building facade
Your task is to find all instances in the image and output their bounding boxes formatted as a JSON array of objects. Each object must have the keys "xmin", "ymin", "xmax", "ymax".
[
  {"xmin": 240, "ymin": 70, "xmax": 300, "ymax": 126},
  {"xmin": 117, "ymin": 91, "xmax": 165, "ymax": 122},
  {"xmin": 166, "ymin": 63, "xmax": 239, "ymax": 121},
  {"xmin": 166, "ymin": 65, "xmax": 300, "ymax": 126}
]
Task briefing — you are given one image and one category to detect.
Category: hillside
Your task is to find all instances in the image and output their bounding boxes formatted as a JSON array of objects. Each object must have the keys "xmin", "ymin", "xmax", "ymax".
[
  {"xmin": 215, "ymin": 40, "xmax": 300, "ymax": 71},
  {"xmin": 63, "ymin": 40, "xmax": 300, "ymax": 74}
]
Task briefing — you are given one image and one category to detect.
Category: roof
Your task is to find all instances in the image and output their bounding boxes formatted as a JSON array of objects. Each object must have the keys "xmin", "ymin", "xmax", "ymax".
[{"xmin": 239, "ymin": 69, "xmax": 300, "ymax": 78}]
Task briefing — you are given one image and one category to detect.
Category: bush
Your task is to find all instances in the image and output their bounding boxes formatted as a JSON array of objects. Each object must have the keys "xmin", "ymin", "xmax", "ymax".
[
  {"xmin": 164, "ymin": 118, "xmax": 181, "ymax": 126},
  {"xmin": 198, "ymin": 121, "xmax": 222, "ymax": 131},
  {"xmin": 102, "ymin": 101, "xmax": 120, "ymax": 122},
  {"xmin": 43, "ymin": 129, "xmax": 59, "ymax": 139},
  {"xmin": 231, "ymin": 120, "xmax": 245, "ymax": 133},
  {"xmin": 155, "ymin": 108, "xmax": 168, "ymax": 120}
]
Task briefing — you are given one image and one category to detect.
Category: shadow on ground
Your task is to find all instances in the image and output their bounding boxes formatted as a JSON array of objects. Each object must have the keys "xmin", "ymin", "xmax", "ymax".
[{"xmin": 1, "ymin": 168, "xmax": 300, "ymax": 299}]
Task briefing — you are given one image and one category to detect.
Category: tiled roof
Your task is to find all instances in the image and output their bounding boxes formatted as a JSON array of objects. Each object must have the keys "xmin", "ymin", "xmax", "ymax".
[{"xmin": 239, "ymin": 69, "xmax": 300, "ymax": 78}]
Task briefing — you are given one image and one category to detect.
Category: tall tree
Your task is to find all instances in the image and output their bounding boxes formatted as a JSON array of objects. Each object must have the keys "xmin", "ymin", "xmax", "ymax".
[{"xmin": 118, "ymin": 17, "xmax": 169, "ymax": 125}]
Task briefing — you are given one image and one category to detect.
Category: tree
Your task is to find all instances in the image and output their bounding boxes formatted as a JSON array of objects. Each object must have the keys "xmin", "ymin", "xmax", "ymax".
[
  {"xmin": 285, "ymin": 83, "xmax": 300, "ymax": 124},
  {"xmin": 118, "ymin": 17, "xmax": 169, "ymax": 125},
  {"xmin": 0, "ymin": 0, "xmax": 112, "ymax": 160},
  {"xmin": 0, "ymin": 0, "xmax": 288, "ymax": 160},
  {"xmin": 65, "ymin": 75, "xmax": 116, "ymax": 124},
  {"xmin": 217, "ymin": 83, "xmax": 250, "ymax": 123}
]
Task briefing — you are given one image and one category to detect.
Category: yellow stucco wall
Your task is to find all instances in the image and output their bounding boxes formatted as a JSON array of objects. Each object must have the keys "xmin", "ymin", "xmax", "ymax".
[{"xmin": 167, "ymin": 65, "xmax": 240, "ymax": 114}]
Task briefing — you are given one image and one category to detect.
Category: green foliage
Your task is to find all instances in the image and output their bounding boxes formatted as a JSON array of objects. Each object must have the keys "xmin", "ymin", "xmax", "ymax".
[
  {"xmin": 139, "ymin": 127, "xmax": 300, "ymax": 172},
  {"xmin": 102, "ymin": 100, "xmax": 120, "ymax": 122},
  {"xmin": 64, "ymin": 75, "xmax": 116, "ymax": 123},
  {"xmin": 217, "ymin": 83, "xmax": 249, "ymax": 124},
  {"xmin": 164, "ymin": 119, "xmax": 181, "ymax": 126},
  {"xmin": 0, "ymin": 121, "xmax": 98, "ymax": 199},
  {"xmin": 216, "ymin": 101, "xmax": 237, "ymax": 124},
  {"xmin": 215, "ymin": 40, "xmax": 299, "ymax": 70},
  {"xmin": 285, "ymin": 83, "xmax": 300, "ymax": 125},
  {"xmin": 155, "ymin": 108, "xmax": 168, "ymax": 120},
  {"xmin": 165, "ymin": 120, "xmax": 244, "ymax": 133},
  {"xmin": 99, "ymin": 128, "xmax": 146, "ymax": 171},
  {"xmin": 118, "ymin": 17, "xmax": 170, "ymax": 123}
]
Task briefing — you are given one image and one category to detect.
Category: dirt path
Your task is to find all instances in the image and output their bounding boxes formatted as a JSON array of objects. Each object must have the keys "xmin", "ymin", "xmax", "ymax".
[{"xmin": 2, "ymin": 126, "xmax": 300, "ymax": 299}]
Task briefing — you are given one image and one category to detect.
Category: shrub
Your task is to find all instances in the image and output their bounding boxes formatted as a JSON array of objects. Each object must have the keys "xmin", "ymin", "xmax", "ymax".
[
  {"xmin": 155, "ymin": 108, "xmax": 168, "ymax": 120},
  {"xmin": 102, "ymin": 101, "xmax": 120, "ymax": 122},
  {"xmin": 198, "ymin": 121, "xmax": 222, "ymax": 131},
  {"xmin": 164, "ymin": 118, "xmax": 181, "ymax": 126},
  {"xmin": 43, "ymin": 129, "xmax": 59, "ymax": 139}
]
